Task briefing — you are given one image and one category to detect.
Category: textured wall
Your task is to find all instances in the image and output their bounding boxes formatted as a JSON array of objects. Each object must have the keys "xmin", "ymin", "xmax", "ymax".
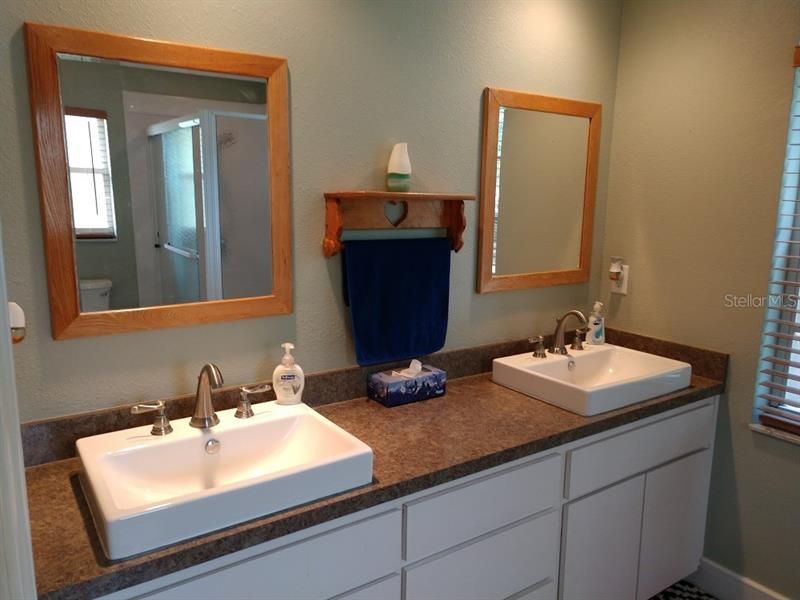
[
  {"xmin": 603, "ymin": 0, "xmax": 800, "ymax": 596},
  {"xmin": 0, "ymin": 0, "xmax": 622, "ymax": 420}
]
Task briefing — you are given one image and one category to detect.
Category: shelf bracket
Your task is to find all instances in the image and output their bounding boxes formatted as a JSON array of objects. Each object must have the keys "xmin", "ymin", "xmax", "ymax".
[{"xmin": 322, "ymin": 191, "xmax": 475, "ymax": 257}]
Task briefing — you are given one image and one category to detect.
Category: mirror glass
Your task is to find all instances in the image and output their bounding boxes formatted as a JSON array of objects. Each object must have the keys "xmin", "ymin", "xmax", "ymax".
[
  {"xmin": 57, "ymin": 54, "xmax": 271, "ymax": 312},
  {"xmin": 493, "ymin": 107, "xmax": 588, "ymax": 275},
  {"xmin": 477, "ymin": 88, "xmax": 600, "ymax": 293}
]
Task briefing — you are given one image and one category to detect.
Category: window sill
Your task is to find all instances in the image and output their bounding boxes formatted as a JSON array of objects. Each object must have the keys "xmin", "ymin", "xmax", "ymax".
[
  {"xmin": 749, "ymin": 423, "xmax": 800, "ymax": 447},
  {"xmin": 76, "ymin": 237, "xmax": 117, "ymax": 243}
]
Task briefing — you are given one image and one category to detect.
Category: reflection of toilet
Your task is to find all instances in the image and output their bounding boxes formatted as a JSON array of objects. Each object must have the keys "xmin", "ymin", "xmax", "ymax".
[{"xmin": 79, "ymin": 279, "xmax": 112, "ymax": 312}]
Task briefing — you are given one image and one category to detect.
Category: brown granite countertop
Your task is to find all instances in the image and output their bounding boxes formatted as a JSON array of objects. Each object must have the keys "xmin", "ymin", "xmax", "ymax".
[{"xmin": 28, "ymin": 373, "xmax": 724, "ymax": 599}]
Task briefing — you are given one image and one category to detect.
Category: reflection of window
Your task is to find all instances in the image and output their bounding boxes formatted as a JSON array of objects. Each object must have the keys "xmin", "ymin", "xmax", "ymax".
[
  {"xmin": 491, "ymin": 106, "xmax": 505, "ymax": 274},
  {"xmin": 63, "ymin": 108, "xmax": 117, "ymax": 239}
]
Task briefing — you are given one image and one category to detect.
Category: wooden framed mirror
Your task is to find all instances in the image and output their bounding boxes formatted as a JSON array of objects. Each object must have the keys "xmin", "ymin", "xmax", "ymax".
[
  {"xmin": 477, "ymin": 87, "xmax": 601, "ymax": 293},
  {"xmin": 24, "ymin": 23, "xmax": 291, "ymax": 339}
]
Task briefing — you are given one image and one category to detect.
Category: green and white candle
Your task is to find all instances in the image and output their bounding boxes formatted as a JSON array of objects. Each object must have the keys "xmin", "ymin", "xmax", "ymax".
[{"xmin": 386, "ymin": 142, "xmax": 411, "ymax": 192}]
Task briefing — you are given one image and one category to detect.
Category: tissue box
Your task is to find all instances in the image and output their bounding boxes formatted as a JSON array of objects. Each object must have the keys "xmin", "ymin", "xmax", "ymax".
[{"xmin": 367, "ymin": 365, "xmax": 447, "ymax": 407}]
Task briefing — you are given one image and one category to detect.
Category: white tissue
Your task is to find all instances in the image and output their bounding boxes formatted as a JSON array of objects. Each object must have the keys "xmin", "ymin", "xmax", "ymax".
[{"xmin": 392, "ymin": 359, "xmax": 423, "ymax": 378}]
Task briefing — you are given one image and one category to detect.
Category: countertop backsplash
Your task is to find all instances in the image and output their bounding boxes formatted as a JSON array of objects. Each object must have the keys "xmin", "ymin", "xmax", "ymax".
[{"xmin": 20, "ymin": 329, "xmax": 728, "ymax": 468}]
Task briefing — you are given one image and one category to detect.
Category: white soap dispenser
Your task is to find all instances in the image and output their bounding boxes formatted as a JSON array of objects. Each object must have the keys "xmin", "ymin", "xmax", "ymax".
[
  {"xmin": 587, "ymin": 301, "xmax": 606, "ymax": 345},
  {"xmin": 273, "ymin": 342, "xmax": 305, "ymax": 405}
]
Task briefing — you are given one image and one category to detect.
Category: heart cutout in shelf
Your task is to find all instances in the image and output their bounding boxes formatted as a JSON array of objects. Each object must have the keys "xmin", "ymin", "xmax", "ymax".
[{"xmin": 384, "ymin": 200, "xmax": 409, "ymax": 227}]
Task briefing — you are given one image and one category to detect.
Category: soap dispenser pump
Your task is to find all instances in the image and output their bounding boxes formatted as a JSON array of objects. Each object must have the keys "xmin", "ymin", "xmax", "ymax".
[
  {"xmin": 587, "ymin": 301, "xmax": 606, "ymax": 345},
  {"xmin": 273, "ymin": 342, "xmax": 305, "ymax": 405}
]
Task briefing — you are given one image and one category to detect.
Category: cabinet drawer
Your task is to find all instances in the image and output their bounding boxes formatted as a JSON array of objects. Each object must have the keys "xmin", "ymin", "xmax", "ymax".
[
  {"xmin": 333, "ymin": 574, "xmax": 401, "ymax": 600},
  {"xmin": 404, "ymin": 509, "xmax": 560, "ymax": 600},
  {"xmin": 145, "ymin": 510, "xmax": 401, "ymax": 600},
  {"xmin": 566, "ymin": 402, "xmax": 714, "ymax": 499},
  {"xmin": 405, "ymin": 454, "xmax": 561, "ymax": 561},
  {"xmin": 508, "ymin": 578, "xmax": 555, "ymax": 600}
]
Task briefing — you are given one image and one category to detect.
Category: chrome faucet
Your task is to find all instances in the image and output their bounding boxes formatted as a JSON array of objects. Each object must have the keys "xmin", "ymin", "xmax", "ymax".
[
  {"xmin": 190, "ymin": 363, "xmax": 223, "ymax": 429},
  {"xmin": 550, "ymin": 310, "xmax": 588, "ymax": 355},
  {"xmin": 131, "ymin": 400, "xmax": 172, "ymax": 436}
]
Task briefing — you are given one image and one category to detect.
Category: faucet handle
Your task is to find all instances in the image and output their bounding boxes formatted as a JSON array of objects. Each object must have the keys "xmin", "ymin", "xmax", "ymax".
[
  {"xmin": 570, "ymin": 328, "xmax": 587, "ymax": 351},
  {"xmin": 131, "ymin": 401, "xmax": 173, "ymax": 436},
  {"xmin": 529, "ymin": 335, "xmax": 548, "ymax": 359},
  {"xmin": 130, "ymin": 400, "xmax": 165, "ymax": 414},
  {"xmin": 236, "ymin": 383, "xmax": 271, "ymax": 419},
  {"xmin": 241, "ymin": 383, "xmax": 271, "ymax": 395}
]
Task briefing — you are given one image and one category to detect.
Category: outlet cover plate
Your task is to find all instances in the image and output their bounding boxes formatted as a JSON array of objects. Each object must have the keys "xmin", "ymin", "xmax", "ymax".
[{"xmin": 611, "ymin": 265, "xmax": 629, "ymax": 295}]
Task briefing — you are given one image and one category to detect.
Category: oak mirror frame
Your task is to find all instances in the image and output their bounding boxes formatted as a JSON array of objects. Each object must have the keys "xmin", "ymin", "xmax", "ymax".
[
  {"xmin": 477, "ymin": 87, "xmax": 601, "ymax": 293},
  {"xmin": 24, "ymin": 23, "xmax": 291, "ymax": 339}
]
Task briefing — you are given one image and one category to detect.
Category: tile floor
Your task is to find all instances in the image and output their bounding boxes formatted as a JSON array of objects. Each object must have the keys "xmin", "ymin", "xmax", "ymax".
[{"xmin": 652, "ymin": 580, "xmax": 717, "ymax": 600}]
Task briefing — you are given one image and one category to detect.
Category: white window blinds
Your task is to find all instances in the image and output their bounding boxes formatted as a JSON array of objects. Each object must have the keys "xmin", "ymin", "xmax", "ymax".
[
  {"xmin": 63, "ymin": 109, "xmax": 117, "ymax": 239},
  {"xmin": 756, "ymin": 59, "xmax": 800, "ymax": 436}
]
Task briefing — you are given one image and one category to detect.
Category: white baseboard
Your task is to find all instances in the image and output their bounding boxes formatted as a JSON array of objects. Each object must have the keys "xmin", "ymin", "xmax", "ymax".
[{"xmin": 687, "ymin": 557, "xmax": 790, "ymax": 600}]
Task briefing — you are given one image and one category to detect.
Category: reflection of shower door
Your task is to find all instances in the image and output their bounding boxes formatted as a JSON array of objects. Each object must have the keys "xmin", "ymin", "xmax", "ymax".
[
  {"xmin": 150, "ymin": 121, "xmax": 206, "ymax": 304},
  {"xmin": 147, "ymin": 110, "xmax": 268, "ymax": 304}
]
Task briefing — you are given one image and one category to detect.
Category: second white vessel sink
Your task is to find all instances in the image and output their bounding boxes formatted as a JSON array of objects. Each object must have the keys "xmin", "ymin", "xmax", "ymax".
[
  {"xmin": 493, "ymin": 344, "xmax": 691, "ymax": 416},
  {"xmin": 77, "ymin": 402, "xmax": 373, "ymax": 559}
]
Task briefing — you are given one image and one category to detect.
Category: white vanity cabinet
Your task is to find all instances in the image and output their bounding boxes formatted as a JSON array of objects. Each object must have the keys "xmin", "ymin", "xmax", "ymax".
[
  {"xmin": 101, "ymin": 397, "xmax": 718, "ymax": 600},
  {"xmin": 107, "ymin": 453, "xmax": 563, "ymax": 600},
  {"xmin": 561, "ymin": 400, "xmax": 717, "ymax": 600}
]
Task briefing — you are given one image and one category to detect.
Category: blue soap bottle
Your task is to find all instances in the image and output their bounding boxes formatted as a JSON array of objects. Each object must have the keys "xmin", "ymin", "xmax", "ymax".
[{"xmin": 588, "ymin": 301, "xmax": 605, "ymax": 345}]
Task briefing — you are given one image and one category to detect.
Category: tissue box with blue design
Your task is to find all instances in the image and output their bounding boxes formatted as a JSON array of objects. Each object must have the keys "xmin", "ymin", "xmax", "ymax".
[{"xmin": 367, "ymin": 364, "xmax": 447, "ymax": 407}]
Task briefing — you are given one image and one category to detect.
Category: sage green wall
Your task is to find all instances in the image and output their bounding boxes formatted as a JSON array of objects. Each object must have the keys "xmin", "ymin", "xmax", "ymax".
[
  {"xmin": 0, "ymin": 0, "xmax": 621, "ymax": 420},
  {"xmin": 603, "ymin": 0, "xmax": 800, "ymax": 596}
]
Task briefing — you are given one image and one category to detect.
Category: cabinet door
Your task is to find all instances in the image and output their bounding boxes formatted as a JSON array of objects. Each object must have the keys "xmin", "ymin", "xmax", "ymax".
[
  {"xmin": 637, "ymin": 450, "xmax": 712, "ymax": 600},
  {"xmin": 561, "ymin": 475, "xmax": 645, "ymax": 600}
]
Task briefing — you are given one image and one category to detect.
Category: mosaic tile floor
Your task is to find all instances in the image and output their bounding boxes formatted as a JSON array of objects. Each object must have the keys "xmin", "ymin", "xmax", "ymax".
[{"xmin": 651, "ymin": 580, "xmax": 717, "ymax": 600}]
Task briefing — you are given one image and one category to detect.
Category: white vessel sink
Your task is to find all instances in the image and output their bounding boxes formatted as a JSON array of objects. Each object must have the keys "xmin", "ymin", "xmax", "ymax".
[
  {"xmin": 77, "ymin": 402, "xmax": 373, "ymax": 559},
  {"xmin": 492, "ymin": 344, "xmax": 691, "ymax": 416}
]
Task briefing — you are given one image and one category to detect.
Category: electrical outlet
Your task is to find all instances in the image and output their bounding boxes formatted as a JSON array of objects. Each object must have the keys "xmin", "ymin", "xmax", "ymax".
[{"xmin": 611, "ymin": 265, "xmax": 629, "ymax": 295}]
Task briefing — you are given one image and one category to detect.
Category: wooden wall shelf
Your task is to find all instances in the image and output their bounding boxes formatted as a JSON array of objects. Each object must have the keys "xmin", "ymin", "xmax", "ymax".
[{"xmin": 322, "ymin": 191, "xmax": 476, "ymax": 257}]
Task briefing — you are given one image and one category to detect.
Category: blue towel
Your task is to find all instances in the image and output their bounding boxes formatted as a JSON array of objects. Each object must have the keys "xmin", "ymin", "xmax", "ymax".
[{"xmin": 342, "ymin": 238, "xmax": 450, "ymax": 366}]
